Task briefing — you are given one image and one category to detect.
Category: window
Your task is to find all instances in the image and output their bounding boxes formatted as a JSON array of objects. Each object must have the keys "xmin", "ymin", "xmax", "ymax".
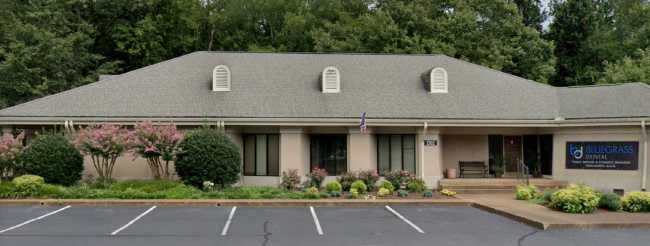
[
  {"xmin": 430, "ymin": 67, "xmax": 448, "ymax": 93},
  {"xmin": 321, "ymin": 66, "xmax": 340, "ymax": 93},
  {"xmin": 212, "ymin": 65, "xmax": 231, "ymax": 91},
  {"xmin": 310, "ymin": 135, "xmax": 347, "ymax": 175},
  {"xmin": 377, "ymin": 134, "xmax": 416, "ymax": 175},
  {"xmin": 243, "ymin": 134, "xmax": 279, "ymax": 176}
]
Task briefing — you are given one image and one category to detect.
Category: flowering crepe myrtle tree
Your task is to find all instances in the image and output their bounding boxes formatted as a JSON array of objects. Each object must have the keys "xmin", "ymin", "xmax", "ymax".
[
  {"xmin": 73, "ymin": 124, "xmax": 131, "ymax": 180},
  {"xmin": 131, "ymin": 121, "xmax": 182, "ymax": 180},
  {"xmin": 0, "ymin": 132, "xmax": 24, "ymax": 179}
]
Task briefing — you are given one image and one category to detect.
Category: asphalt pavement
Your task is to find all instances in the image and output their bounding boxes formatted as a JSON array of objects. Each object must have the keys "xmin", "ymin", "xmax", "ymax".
[{"xmin": 0, "ymin": 204, "xmax": 648, "ymax": 246}]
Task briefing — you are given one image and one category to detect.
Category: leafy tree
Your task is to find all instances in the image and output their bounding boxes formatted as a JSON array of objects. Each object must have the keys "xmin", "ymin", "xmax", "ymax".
[
  {"xmin": 88, "ymin": 0, "xmax": 202, "ymax": 71},
  {"xmin": 547, "ymin": 0, "xmax": 615, "ymax": 86},
  {"xmin": 513, "ymin": 0, "xmax": 547, "ymax": 32},
  {"xmin": 0, "ymin": 0, "xmax": 116, "ymax": 108},
  {"xmin": 599, "ymin": 48, "xmax": 650, "ymax": 84}
]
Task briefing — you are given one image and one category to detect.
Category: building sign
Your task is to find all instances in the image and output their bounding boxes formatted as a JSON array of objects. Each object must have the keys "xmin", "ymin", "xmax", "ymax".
[{"xmin": 566, "ymin": 141, "xmax": 639, "ymax": 170}]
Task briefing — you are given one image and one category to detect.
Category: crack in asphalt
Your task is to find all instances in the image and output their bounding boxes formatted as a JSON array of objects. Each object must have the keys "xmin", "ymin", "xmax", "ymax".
[
  {"xmin": 262, "ymin": 220, "xmax": 272, "ymax": 246},
  {"xmin": 517, "ymin": 230, "xmax": 539, "ymax": 246}
]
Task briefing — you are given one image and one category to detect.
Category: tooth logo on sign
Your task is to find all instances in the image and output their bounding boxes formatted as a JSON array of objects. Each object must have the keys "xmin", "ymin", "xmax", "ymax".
[{"xmin": 570, "ymin": 144, "xmax": 583, "ymax": 160}]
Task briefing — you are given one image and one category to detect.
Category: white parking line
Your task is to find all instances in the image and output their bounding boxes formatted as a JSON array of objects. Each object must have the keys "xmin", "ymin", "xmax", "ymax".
[
  {"xmin": 385, "ymin": 205, "xmax": 425, "ymax": 234},
  {"xmin": 110, "ymin": 206, "xmax": 157, "ymax": 236},
  {"xmin": 220, "ymin": 206, "xmax": 237, "ymax": 236},
  {"xmin": 0, "ymin": 205, "xmax": 71, "ymax": 234},
  {"xmin": 309, "ymin": 206, "xmax": 324, "ymax": 235}
]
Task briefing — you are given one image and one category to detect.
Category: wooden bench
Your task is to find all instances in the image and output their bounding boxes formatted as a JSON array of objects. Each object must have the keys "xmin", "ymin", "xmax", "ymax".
[{"xmin": 459, "ymin": 161, "xmax": 487, "ymax": 178}]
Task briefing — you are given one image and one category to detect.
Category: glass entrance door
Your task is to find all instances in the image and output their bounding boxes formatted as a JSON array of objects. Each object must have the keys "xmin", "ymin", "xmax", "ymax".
[
  {"xmin": 503, "ymin": 136, "xmax": 522, "ymax": 172},
  {"xmin": 310, "ymin": 135, "xmax": 347, "ymax": 175}
]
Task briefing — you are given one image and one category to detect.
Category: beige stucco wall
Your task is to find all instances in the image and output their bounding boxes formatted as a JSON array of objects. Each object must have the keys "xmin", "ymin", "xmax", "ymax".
[
  {"xmin": 418, "ymin": 129, "xmax": 443, "ymax": 189},
  {"xmin": 441, "ymin": 135, "xmax": 489, "ymax": 172},
  {"xmin": 82, "ymin": 155, "xmax": 157, "ymax": 180},
  {"xmin": 348, "ymin": 128, "xmax": 376, "ymax": 172},
  {"xmin": 550, "ymin": 126, "xmax": 648, "ymax": 192},
  {"xmin": 279, "ymin": 128, "xmax": 310, "ymax": 183}
]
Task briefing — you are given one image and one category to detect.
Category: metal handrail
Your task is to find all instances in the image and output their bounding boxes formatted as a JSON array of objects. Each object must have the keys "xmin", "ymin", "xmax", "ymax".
[{"xmin": 516, "ymin": 159, "xmax": 530, "ymax": 186}]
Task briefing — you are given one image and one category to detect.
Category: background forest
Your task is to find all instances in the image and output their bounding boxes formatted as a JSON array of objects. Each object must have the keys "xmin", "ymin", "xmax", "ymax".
[{"xmin": 1, "ymin": 0, "xmax": 649, "ymax": 109}]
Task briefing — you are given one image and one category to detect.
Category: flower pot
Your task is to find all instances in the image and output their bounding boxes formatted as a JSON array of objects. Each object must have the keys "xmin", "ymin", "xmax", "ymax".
[{"xmin": 446, "ymin": 168, "xmax": 457, "ymax": 179}]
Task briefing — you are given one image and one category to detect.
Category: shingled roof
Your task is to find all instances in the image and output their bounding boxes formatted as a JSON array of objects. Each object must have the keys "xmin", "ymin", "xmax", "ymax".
[{"xmin": 0, "ymin": 52, "xmax": 648, "ymax": 122}]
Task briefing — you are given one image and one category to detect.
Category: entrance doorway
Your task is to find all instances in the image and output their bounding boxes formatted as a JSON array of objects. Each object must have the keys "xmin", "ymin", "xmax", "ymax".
[
  {"xmin": 503, "ymin": 136, "xmax": 522, "ymax": 173},
  {"xmin": 489, "ymin": 135, "xmax": 553, "ymax": 177}
]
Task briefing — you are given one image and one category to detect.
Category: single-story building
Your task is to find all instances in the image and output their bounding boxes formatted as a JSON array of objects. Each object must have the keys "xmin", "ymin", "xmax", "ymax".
[{"xmin": 0, "ymin": 52, "xmax": 648, "ymax": 191}]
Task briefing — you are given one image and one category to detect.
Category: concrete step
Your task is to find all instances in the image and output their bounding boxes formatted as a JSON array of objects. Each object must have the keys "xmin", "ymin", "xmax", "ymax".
[{"xmin": 439, "ymin": 178, "xmax": 568, "ymax": 194}]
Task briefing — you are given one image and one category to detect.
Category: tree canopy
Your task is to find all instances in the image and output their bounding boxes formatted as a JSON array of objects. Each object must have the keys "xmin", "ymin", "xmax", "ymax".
[{"xmin": 1, "ymin": 0, "xmax": 649, "ymax": 109}]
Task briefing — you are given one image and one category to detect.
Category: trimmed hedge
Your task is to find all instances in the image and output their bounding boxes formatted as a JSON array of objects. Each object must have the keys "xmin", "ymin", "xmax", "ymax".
[
  {"xmin": 20, "ymin": 134, "xmax": 84, "ymax": 186},
  {"xmin": 599, "ymin": 192, "xmax": 622, "ymax": 211},
  {"xmin": 174, "ymin": 127, "xmax": 241, "ymax": 188}
]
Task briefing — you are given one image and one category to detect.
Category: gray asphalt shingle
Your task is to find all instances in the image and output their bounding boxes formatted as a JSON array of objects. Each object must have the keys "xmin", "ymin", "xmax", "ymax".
[{"xmin": 0, "ymin": 52, "xmax": 647, "ymax": 120}]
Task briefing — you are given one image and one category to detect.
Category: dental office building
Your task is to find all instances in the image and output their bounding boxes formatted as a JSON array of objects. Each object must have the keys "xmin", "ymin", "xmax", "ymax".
[{"xmin": 0, "ymin": 52, "xmax": 648, "ymax": 191}]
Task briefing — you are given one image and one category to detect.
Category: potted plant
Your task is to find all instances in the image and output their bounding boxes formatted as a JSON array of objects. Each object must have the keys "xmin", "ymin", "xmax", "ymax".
[{"xmin": 493, "ymin": 155, "xmax": 505, "ymax": 178}]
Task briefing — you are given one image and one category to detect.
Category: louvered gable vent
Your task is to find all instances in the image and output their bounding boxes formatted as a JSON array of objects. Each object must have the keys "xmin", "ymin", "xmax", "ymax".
[
  {"xmin": 212, "ymin": 65, "xmax": 231, "ymax": 91},
  {"xmin": 322, "ymin": 66, "xmax": 340, "ymax": 93},
  {"xmin": 430, "ymin": 67, "xmax": 448, "ymax": 93}
]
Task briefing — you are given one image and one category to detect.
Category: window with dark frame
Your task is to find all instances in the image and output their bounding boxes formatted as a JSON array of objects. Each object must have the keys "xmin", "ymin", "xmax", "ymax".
[
  {"xmin": 310, "ymin": 135, "xmax": 347, "ymax": 175},
  {"xmin": 243, "ymin": 134, "xmax": 280, "ymax": 176},
  {"xmin": 377, "ymin": 134, "xmax": 416, "ymax": 176}
]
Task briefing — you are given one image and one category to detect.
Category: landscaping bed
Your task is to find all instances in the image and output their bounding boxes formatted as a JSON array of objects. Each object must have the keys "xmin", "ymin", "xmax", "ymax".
[
  {"xmin": 0, "ymin": 178, "xmax": 456, "ymax": 201},
  {"xmin": 515, "ymin": 183, "xmax": 650, "ymax": 214}
]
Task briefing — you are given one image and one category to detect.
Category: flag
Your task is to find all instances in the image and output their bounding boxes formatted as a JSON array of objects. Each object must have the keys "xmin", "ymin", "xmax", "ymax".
[{"xmin": 360, "ymin": 112, "xmax": 367, "ymax": 134}]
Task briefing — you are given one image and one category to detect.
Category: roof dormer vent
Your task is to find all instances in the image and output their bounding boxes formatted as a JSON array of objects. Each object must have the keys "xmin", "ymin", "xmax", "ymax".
[
  {"xmin": 429, "ymin": 67, "xmax": 448, "ymax": 93},
  {"xmin": 322, "ymin": 66, "xmax": 340, "ymax": 93},
  {"xmin": 212, "ymin": 65, "xmax": 231, "ymax": 91}
]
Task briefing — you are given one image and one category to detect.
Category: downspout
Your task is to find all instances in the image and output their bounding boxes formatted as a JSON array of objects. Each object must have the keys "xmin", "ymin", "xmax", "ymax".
[
  {"xmin": 642, "ymin": 120, "xmax": 648, "ymax": 191},
  {"xmin": 420, "ymin": 122, "xmax": 428, "ymax": 180}
]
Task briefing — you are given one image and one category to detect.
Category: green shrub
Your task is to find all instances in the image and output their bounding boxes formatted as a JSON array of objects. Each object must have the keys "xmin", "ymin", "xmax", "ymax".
[
  {"xmin": 384, "ymin": 170, "xmax": 413, "ymax": 189},
  {"xmin": 325, "ymin": 181, "xmax": 342, "ymax": 193},
  {"xmin": 0, "ymin": 182, "xmax": 16, "ymax": 198},
  {"xmin": 406, "ymin": 179, "xmax": 426, "ymax": 193},
  {"xmin": 423, "ymin": 190, "xmax": 434, "ymax": 198},
  {"xmin": 621, "ymin": 191, "xmax": 650, "ymax": 212},
  {"xmin": 319, "ymin": 192, "xmax": 330, "ymax": 198},
  {"xmin": 348, "ymin": 188, "xmax": 359, "ymax": 199},
  {"xmin": 308, "ymin": 167, "xmax": 328, "ymax": 188},
  {"xmin": 541, "ymin": 188, "xmax": 559, "ymax": 203},
  {"xmin": 174, "ymin": 127, "xmax": 241, "ymax": 188},
  {"xmin": 599, "ymin": 192, "xmax": 622, "ymax": 211},
  {"xmin": 12, "ymin": 175, "xmax": 45, "ymax": 197},
  {"xmin": 549, "ymin": 184, "xmax": 600, "ymax": 214},
  {"xmin": 397, "ymin": 189, "xmax": 409, "ymax": 198},
  {"xmin": 378, "ymin": 180, "xmax": 395, "ymax": 192},
  {"xmin": 306, "ymin": 186, "xmax": 319, "ymax": 193},
  {"xmin": 515, "ymin": 184, "xmax": 539, "ymax": 200},
  {"xmin": 337, "ymin": 172, "xmax": 357, "ymax": 191},
  {"xmin": 357, "ymin": 170, "xmax": 379, "ymax": 190},
  {"xmin": 350, "ymin": 180, "xmax": 367, "ymax": 193},
  {"xmin": 329, "ymin": 191, "xmax": 341, "ymax": 197},
  {"xmin": 377, "ymin": 187, "xmax": 391, "ymax": 197},
  {"xmin": 20, "ymin": 134, "xmax": 84, "ymax": 186},
  {"xmin": 280, "ymin": 169, "xmax": 301, "ymax": 190}
]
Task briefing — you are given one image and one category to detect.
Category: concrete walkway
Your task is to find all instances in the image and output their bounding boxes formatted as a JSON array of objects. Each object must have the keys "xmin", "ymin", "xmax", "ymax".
[{"xmin": 459, "ymin": 193, "xmax": 650, "ymax": 230}]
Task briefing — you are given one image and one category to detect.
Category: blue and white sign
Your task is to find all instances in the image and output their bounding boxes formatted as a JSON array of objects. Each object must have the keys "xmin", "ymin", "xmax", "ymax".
[{"xmin": 566, "ymin": 142, "xmax": 639, "ymax": 170}]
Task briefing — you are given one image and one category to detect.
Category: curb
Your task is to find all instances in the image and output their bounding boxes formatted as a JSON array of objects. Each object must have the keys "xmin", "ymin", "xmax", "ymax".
[
  {"xmin": 0, "ymin": 198, "xmax": 470, "ymax": 207},
  {"xmin": 470, "ymin": 202, "xmax": 650, "ymax": 230},
  {"xmin": 470, "ymin": 203, "xmax": 548, "ymax": 230}
]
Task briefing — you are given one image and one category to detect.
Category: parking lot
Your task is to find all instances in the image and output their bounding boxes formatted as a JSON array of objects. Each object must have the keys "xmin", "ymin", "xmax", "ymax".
[{"xmin": 1, "ymin": 205, "xmax": 649, "ymax": 246}]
